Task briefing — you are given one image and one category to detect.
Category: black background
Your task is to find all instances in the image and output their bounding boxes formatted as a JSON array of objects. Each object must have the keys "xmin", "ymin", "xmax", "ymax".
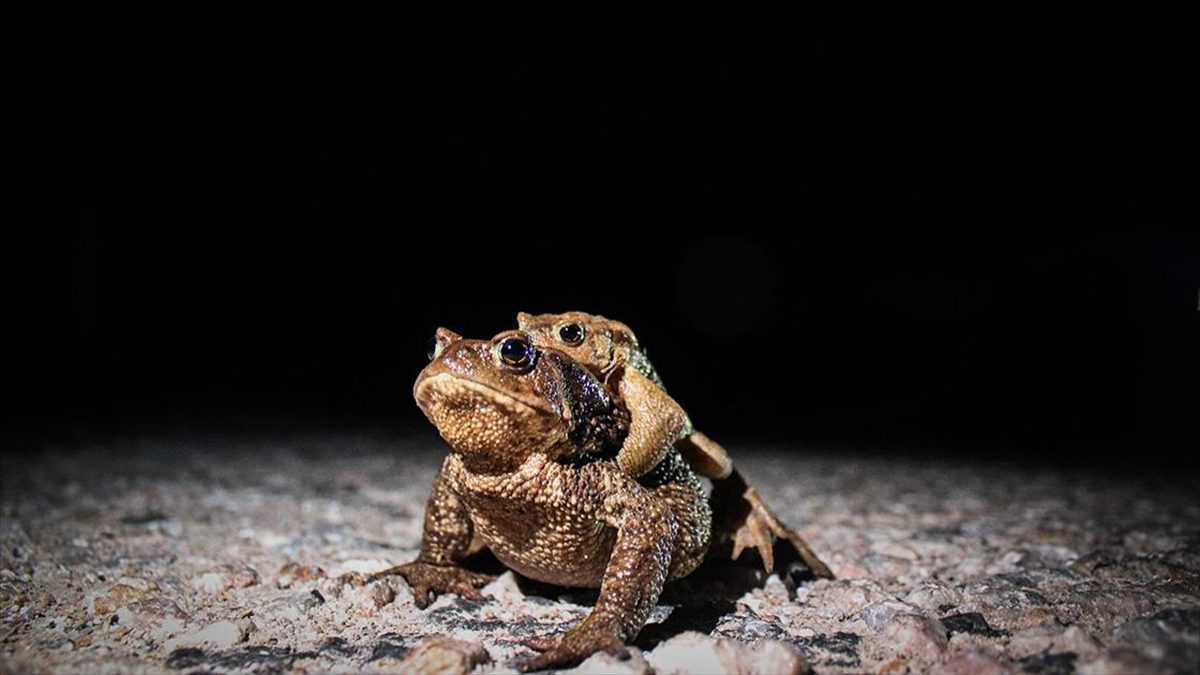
[{"xmin": 23, "ymin": 7, "xmax": 1197, "ymax": 463}]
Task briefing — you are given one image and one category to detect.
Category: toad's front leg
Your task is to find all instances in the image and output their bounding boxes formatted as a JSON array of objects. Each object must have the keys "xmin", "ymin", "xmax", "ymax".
[
  {"xmin": 519, "ymin": 483, "xmax": 677, "ymax": 672},
  {"xmin": 371, "ymin": 466, "xmax": 494, "ymax": 608}
]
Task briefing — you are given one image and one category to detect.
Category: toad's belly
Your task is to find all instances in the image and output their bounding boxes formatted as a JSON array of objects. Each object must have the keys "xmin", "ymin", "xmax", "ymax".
[{"xmin": 463, "ymin": 493, "xmax": 616, "ymax": 588}]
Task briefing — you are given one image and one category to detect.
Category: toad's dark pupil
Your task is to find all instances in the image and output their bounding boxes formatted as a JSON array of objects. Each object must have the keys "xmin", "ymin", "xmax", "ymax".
[
  {"xmin": 426, "ymin": 336, "xmax": 438, "ymax": 361},
  {"xmin": 559, "ymin": 323, "xmax": 585, "ymax": 345},
  {"xmin": 499, "ymin": 337, "xmax": 534, "ymax": 368}
]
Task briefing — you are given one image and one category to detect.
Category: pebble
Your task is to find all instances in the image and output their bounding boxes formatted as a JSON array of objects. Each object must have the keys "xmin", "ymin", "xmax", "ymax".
[
  {"xmin": 192, "ymin": 564, "xmax": 260, "ymax": 594},
  {"xmin": 329, "ymin": 558, "xmax": 393, "ymax": 577},
  {"xmin": 814, "ymin": 579, "xmax": 893, "ymax": 618},
  {"xmin": 645, "ymin": 631, "xmax": 809, "ymax": 675},
  {"xmin": 570, "ymin": 648, "xmax": 653, "ymax": 675},
  {"xmin": 90, "ymin": 579, "xmax": 159, "ymax": 615},
  {"xmin": 370, "ymin": 581, "xmax": 395, "ymax": 608},
  {"xmin": 932, "ymin": 650, "xmax": 1013, "ymax": 674},
  {"xmin": 905, "ymin": 581, "xmax": 962, "ymax": 611},
  {"xmin": 881, "ymin": 614, "xmax": 949, "ymax": 658},
  {"xmin": 112, "ymin": 598, "xmax": 187, "ymax": 631},
  {"xmin": 380, "ymin": 636, "xmax": 491, "ymax": 675},
  {"xmin": 873, "ymin": 541, "xmax": 920, "ymax": 561},
  {"xmin": 275, "ymin": 561, "xmax": 325, "ymax": 589},
  {"xmin": 481, "ymin": 571, "xmax": 524, "ymax": 602},
  {"xmin": 861, "ymin": 600, "xmax": 924, "ymax": 632},
  {"xmin": 164, "ymin": 621, "xmax": 246, "ymax": 649}
]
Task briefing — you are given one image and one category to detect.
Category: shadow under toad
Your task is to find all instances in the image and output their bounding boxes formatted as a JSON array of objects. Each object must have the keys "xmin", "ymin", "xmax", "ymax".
[{"xmin": 499, "ymin": 538, "xmax": 822, "ymax": 651}]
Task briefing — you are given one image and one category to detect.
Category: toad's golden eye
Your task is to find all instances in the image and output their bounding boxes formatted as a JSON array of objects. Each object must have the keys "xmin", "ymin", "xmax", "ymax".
[
  {"xmin": 497, "ymin": 336, "xmax": 536, "ymax": 371},
  {"xmin": 558, "ymin": 323, "xmax": 585, "ymax": 346}
]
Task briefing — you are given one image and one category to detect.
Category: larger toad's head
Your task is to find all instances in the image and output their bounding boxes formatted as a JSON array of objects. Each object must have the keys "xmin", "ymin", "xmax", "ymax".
[{"xmin": 414, "ymin": 328, "xmax": 623, "ymax": 470}]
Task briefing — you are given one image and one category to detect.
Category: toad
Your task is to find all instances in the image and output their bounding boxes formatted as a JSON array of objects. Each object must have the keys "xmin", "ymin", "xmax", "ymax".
[
  {"xmin": 376, "ymin": 328, "xmax": 712, "ymax": 670},
  {"xmin": 517, "ymin": 311, "xmax": 833, "ymax": 578}
]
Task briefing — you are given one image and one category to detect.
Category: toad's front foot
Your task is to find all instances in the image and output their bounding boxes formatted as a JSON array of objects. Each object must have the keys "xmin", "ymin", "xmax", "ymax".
[
  {"xmin": 731, "ymin": 486, "xmax": 835, "ymax": 579},
  {"xmin": 517, "ymin": 613, "xmax": 627, "ymax": 672},
  {"xmin": 370, "ymin": 561, "xmax": 494, "ymax": 609}
]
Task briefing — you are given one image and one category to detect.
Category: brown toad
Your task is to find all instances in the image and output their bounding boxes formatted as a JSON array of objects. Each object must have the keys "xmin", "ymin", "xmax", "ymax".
[
  {"xmin": 377, "ymin": 328, "xmax": 712, "ymax": 670},
  {"xmin": 517, "ymin": 311, "xmax": 833, "ymax": 578}
]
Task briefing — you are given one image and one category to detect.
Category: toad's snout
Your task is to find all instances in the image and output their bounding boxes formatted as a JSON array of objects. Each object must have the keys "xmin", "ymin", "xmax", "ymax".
[{"xmin": 415, "ymin": 373, "xmax": 562, "ymax": 457}]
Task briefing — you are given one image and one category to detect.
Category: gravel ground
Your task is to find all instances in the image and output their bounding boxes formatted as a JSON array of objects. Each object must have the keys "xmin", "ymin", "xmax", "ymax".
[{"xmin": 2, "ymin": 429, "xmax": 1197, "ymax": 674}]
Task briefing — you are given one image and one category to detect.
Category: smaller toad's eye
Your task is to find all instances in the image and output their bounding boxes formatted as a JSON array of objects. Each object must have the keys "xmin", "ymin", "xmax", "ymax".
[
  {"xmin": 426, "ymin": 336, "xmax": 439, "ymax": 361},
  {"xmin": 497, "ymin": 336, "xmax": 536, "ymax": 371},
  {"xmin": 558, "ymin": 323, "xmax": 585, "ymax": 346}
]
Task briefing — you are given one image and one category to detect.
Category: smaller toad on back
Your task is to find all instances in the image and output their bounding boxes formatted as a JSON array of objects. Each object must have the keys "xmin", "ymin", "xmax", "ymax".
[
  {"xmin": 516, "ymin": 311, "xmax": 732, "ymax": 479},
  {"xmin": 518, "ymin": 311, "xmax": 834, "ymax": 579}
]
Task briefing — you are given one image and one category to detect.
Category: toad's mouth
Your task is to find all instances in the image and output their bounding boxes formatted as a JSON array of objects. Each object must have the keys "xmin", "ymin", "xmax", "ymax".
[
  {"xmin": 415, "ymin": 373, "xmax": 555, "ymax": 418},
  {"xmin": 414, "ymin": 373, "xmax": 562, "ymax": 456}
]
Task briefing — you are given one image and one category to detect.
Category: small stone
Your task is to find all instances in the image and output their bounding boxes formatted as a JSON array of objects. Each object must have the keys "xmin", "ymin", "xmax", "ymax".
[
  {"xmin": 257, "ymin": 592, "xmax": 325, "ymax": 623},
  {"xmin": 876, "ymin": 656, "xmax": 908, "ymax": 674},
  {"xmin": 933, "ymin": 650, "xmax": 1013, "ymax": 674},
  {"xmin": 276, "ymin": 561, "xmax": 325, "ymax": 589},
  {"xmin": 906, "ymin": 581, "xmax": 962, "ymax": 611},
  {"xmin": 872, "ymin": 541, "xmax": 919, "ymax": 561},
  {"xmin": 570, "ymin": 648, "xmax": 652, "ymax": 675},
  {"xmin": 645, "ymin": 631, "xmax": 809, "ymax": 675},
  {"xmin": 165, "ymin": 621, "xmax": 247, "ymax": 649},
  {"xmin": 816, "ymin": 579, "xmax": 893, "ymax": 618},
  {"xmin": 192, "ymin": 564, "xmax": 260, "ymax": 594},
  {"xmin": 330, "ymin": 558, "xmax": 393, "ymax": 577},
  {"xmin": 481, "ymin": 571, "xmax": 524, "ymax": 602},
  {"xmin": 165, "ymin": 648, "xmax": 208, "ymax": 670},
  {"xmin": 386, "ymin": 636, "xmax": 491, "ymax": 675},
  {"xmin": 1058, "ymin": 625, "xmax": 1103, "ymax": 657},
  {"xmin": 881, "ymin": 614, "xmax": 949, "ymax": 659},
  {"xmin": 90, "ymin": 580, "xmax": 158, "ymax": 615},
  {"xmin": 371, "ymin": 581, "xmax": 395, "ymax": 608},
  {"xmin": 861, "ymin": 601, "xmax": 923, "ymax": 632},
  {"xmin": 760, "ymin": 574, "xmax": 791, "ymax": 605},
  {"xmin": 228, "ymin": 564, "xmax": 260, "ymax": 588},
  {"xmin": 193, "ymin": 572, "xmax": 225, "ymax": 594},
  {"xmin": 940, "ymin": 612, "xmax": 1008, "ymax": 638},
  {"xmin": 861, "ymin": 554, "xmax": 913, "ymax": 578},
  {"xmin": 114, "ymin": 598, "xmax": 187, "ymax": 630}
]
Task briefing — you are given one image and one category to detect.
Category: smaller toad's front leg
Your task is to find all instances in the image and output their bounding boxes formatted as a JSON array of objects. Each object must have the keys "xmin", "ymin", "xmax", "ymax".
[
  {"xmin": 612, "ymin": 368, "xmax": 690, "ymax": 477},
  {"xmin": 519, "ymin": 478, "xmax": 677, "ymax": 672},
  {"xmin": 371, "ymin": 466, "xmax": 493, "ymax": 608}
]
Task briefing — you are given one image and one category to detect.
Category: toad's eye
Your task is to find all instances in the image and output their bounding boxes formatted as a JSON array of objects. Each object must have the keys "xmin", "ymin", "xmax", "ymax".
[
  {"xmin": 426, "ymin": 336, "xmax": 439, "ymax": 361},
  {"xmin": 558, "ymin": 323, "xmax": 585, "ymax": 346},
  {"xmin": 497, "ymin": 336, "xmax": 536, "ymax": 371}
]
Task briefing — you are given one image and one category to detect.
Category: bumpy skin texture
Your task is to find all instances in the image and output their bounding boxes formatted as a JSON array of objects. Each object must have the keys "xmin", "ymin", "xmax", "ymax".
[
  {"xmin": 517, "ymin": 311, "xmax": 834, "ymax": 579},
  {"xmin": 391, "ymin": 329, "xmax": 711, "ymax": 671},
  {"xmin": 516, "ymin": 311, "xmax": 721, "ymax": 479}
]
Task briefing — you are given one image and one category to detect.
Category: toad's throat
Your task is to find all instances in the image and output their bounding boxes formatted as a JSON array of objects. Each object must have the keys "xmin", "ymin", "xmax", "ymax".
[{"xmin": 414, "ymin": 373, "xmax": 563, "ymax": 458}]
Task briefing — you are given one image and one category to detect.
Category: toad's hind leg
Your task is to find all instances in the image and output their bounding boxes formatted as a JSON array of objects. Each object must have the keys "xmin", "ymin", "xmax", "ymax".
[
  {"xmin": 674, "ymin": 430, "xmax": 734, "ymax": 480},
  {"xmin": 710, "ymin": 469, "xmax": 835, "ymax": 579},
  {"xmin": 641, "ymin": 450, "xmax": 713, "ymax": 580}
]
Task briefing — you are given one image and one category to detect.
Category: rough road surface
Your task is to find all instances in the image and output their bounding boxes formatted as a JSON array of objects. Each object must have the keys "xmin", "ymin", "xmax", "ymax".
[{"xmin": 2, "ymin": 429, "xmax": 1197, "ymax": 674}]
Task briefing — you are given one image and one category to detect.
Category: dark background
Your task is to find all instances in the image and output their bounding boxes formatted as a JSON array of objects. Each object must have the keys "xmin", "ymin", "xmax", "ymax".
[{"xmin": 22, "ymin": 7, "xmax": 1197, "ymax": 463}]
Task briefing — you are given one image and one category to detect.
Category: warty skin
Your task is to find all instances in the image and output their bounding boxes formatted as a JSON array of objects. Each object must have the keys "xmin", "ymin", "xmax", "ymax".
[{"xmin": 377, "ymin": 328, "xmax": 711, "ymax": 670}]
